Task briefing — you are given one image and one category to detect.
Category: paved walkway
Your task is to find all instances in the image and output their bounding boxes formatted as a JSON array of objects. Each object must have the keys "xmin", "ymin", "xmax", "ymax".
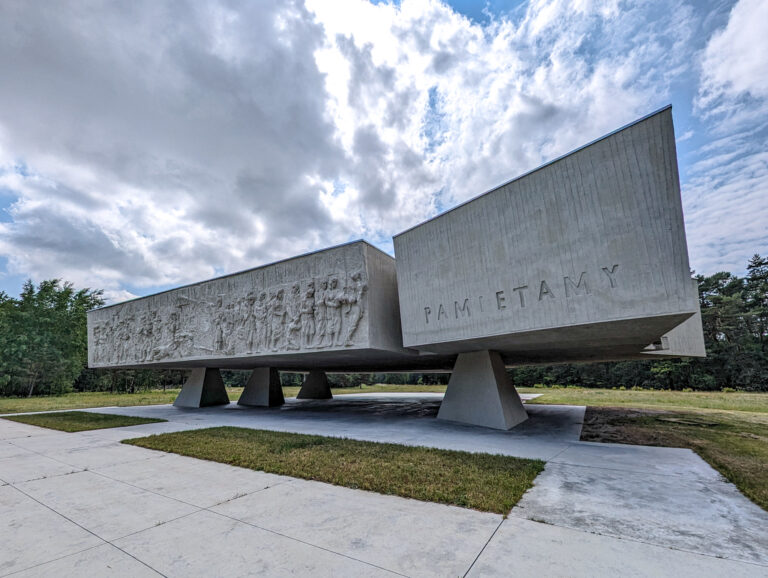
[{"xmin": 1, "ymin": 394, "xmax": 767, "ymax": 576}]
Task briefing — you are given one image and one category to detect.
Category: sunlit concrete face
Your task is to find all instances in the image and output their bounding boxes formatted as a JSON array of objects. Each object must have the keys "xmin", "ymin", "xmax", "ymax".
[
  {"xmin": 393, "ymin": 107, "xmax": 705, "ymax": 365},
  {"xmin": 87, "ymin": 241, "xmax": 451, "ymax": 372}
]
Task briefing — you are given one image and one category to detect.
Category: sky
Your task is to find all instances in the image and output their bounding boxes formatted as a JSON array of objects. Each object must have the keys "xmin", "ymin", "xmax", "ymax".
[{"xmin": 0, "ymin": 0, "xmax": 766, "ymax": 303}]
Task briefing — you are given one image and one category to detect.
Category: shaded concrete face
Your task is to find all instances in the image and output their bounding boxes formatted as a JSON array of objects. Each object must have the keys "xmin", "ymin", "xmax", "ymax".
[
  {"xmin": 86, "ymin": 241, "xmax": 445, "ymax": 372},
  {"xmin": 173, "ymin": 368, "xmax": 229, "ymax": 408},
  {"xmin": 394, "ymin": 107, "xmax": 704, "ymax": 364},
  {"xmin": 237, "ymin": 368, "xmax": 284, "ymax": 407},
  {"xmin": 437, "ymin": 351, "xmax": 528, "ymax": 430},
  {"xmin": 297, "ymin": 370, "xmax": 332, "ymax": 400}
]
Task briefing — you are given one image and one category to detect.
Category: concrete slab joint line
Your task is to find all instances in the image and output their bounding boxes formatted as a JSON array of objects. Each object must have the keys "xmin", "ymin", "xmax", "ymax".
[
  {"xmin": 297, "ymin": 370, "xmax": 333, "ymax": 400},
  {"xmin": 238, "ymin": 367, "xmax": 285, "ymax": 407},
  {"xmin": 173, "ymin": 368, "xmax": 229, "ymax": 408},
  {"xmin": 438, "ymin": 350, "xmax": 528, "ymax": 430}
]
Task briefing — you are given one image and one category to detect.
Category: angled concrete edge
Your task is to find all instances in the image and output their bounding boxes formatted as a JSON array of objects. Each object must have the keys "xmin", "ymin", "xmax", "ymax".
[
  {"xmin": 174, "ymin": 368, "xmax": 230, "ymax": 408},
  {"xmin": 238, "ymin": 367, "xmax": 285, "ymax": 407},
  {"xmin": 438, "ymin": 350, "xmax": 528, "ymax": 430},
  {"xmin": 297, "ymin": 370, "xmax": 333, "ymax": 399}
]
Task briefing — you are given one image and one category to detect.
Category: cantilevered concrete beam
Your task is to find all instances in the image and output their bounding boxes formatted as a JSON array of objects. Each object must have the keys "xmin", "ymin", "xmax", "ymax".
[
  {"xmin": 437, "ymin": 351, "xmax": 528, "ymax": 430},
  {"xmin": 174, "ymin": 368, "xmax": 230, "ymax": 408},
  {"xmin": 238, "ymin": 367, "xmax": 285, "ymax": 407},
  {"xmin": 297, "ymin": 370, "xmax": 333, "ymax": 399}
]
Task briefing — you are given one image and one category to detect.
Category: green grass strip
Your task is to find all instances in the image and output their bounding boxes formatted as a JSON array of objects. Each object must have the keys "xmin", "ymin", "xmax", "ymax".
[
  {"xmin": 125, "ymin": 426, "xmax": 544, "ymax": 514},
  {"xmin": 3, "ymin": 411, "xmax": 166, "ymax": 432}
]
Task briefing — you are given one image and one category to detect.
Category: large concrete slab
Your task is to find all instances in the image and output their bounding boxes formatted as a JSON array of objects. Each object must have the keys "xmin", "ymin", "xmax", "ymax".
[
  {"xmin": 16, "ymin": 470, "xmax": 199, "ymax": 541},
  {"xmin": 88, "ymin": 240, "xmax": 452, "ymax": 372},
  {"xmin": 212, "ymin": 478, "xmax": 502, "ymax": 577},
  {"xmin": 511, "ymin": 461, "xmax": 768, "ymax": 566},
  {"xmin": 113, "ymin": 510, "xmax": 395, "ymax": 577},
  {"xmin": 2, "ymin": 400, "xmax": 766, "ymax": 576},
  {"xmin": 468, "ymin": 517, "xmax": 767, "ymax": 577},
  {"xmin": 11, "ymin": 544, "xmax": 161, "ymax": 577},
  {"xmin": 0, "ymin": 484, "xmax": 104, "ymax": 575},
  {"xmin": 94, "ymin": 453, "xmax": 291, "ymax": 508},
  {"xmin": 393, "ymin": 107, "xmax": 705, "ymax": 364},
  {"xmin": 82, "ymin": 394, "xmax": 581, "ymax": 461}
]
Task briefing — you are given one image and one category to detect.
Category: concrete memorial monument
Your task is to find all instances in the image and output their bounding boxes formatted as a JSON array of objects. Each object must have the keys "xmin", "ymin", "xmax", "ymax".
[{"xmin": 88, "ymin": 106, "xmax": 704, "ymax": 429}]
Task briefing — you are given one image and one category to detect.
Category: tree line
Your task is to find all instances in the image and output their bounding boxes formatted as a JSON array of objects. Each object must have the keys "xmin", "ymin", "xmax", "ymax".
[{"xmin": 0, "ymin": 255, "xmax": 766, "ymax": 397}]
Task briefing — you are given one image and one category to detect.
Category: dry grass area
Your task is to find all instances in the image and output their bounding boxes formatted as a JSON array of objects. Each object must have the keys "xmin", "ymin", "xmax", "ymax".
[
  {"xmin": 125, "ymin": 426, "xmax": 544, "ymax": 514},
  {"xmin": 520, "ymin": 386, "xmax": 768, "ymax": 413},
  {"xmin": 2, "ymin": 411, "xmax": 166, "ymax": 432},
  {"xmin": 581, "ymin": 406, "xmax": 768, "ymax": 511}
]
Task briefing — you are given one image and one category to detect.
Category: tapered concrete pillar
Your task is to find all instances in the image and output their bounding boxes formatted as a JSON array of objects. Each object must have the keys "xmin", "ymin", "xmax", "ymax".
[
  {"xmin": 297, "ymin": 370, "xmax": 332, "ymax": 399},
  {"xmin": 238, "ymin": 367, "xmax": 285, "ymax": 407},
  {"xmin": 174, "ymin": 368, "xmax": 230, "ymax": 408},
  {"xmin": 438, "ymin": 350, "xmax": 528, "ymax": 430}
]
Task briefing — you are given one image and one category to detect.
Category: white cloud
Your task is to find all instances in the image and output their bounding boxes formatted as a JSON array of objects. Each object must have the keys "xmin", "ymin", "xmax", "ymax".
[
  {"xmin": 696, "ymin": 0, "xmax": 768, "ymax": 125},
  {"xmin": 0, "ymin": 0, "xmax": 762, "ymax": 301},
  {"xmin": 684, "ymin": 0, "xmax": 768, "ymax": 275}
]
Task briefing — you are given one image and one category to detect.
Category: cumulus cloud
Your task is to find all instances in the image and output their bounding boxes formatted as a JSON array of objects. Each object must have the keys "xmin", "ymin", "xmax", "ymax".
[
  {"xmin": 685, "ymin": 0, "xmax": 768, "ymax": 274},
  {"xmin": 0, "ymin": 0, "xmax": 763, "ymax": 301}
]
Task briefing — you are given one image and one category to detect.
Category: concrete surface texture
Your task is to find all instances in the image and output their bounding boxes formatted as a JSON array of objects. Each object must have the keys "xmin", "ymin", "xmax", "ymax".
[
  {"xmin": 437, "ymin": 350, "xmax": 528, "ymax": 429},
  {"xmin": 237, "ymin": 367, "xmax": 284, "ymax": 407},
  {"xmin": 2, "ymin": 394, "xmax": 766, "ymax": 577},
  {"xmin": 393, "ymin": 107, "xmax": 705, "ymax": 364},
  {"xmin": 87, "ymin": 241, "xmax": 448, "ymax": 372},
  {"xmin": 172, "ymin": 367, "xmax": 230, "ymax": 408},
  {"xmin": 296, "ymin": 370, "xmax": 333, "ymax": 399}
]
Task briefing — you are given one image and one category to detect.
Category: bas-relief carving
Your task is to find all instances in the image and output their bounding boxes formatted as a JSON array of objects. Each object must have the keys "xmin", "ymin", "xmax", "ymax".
[{"xmin": 91, "ymin": 270, "xmax": 369, "ymax": 366}]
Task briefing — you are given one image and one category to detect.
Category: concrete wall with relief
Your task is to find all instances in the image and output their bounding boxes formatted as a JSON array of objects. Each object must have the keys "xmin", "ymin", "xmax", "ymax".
[
  {"xmin": 87, "ymin": 241, "xmax": 408, "ymax": 369},
  {"xmin": 393, "ymin": 107, "xmax": 704, "ymax": 363}
]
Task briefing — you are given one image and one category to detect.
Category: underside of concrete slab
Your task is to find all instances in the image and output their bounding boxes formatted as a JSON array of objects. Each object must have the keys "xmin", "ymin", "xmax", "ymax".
[
  {"xmin": 237, "ymin": 367, "xmax": 285, "ymax": 407},
  {"xmin": 297, "ymin": 370, "xmax": 332, "ymax": 400},
  {"xmin": 173, "ymin": 368, "xmax": 230, "ymax": 408},
  {"xmin": 438, "ymin": 351, "xmax": 528, "ymax": 430}
]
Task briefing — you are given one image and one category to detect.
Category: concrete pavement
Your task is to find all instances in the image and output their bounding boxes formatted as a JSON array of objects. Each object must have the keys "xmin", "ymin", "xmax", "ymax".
[{"xmin": 1, "ymin": 393, "xmax": 767, "ymax": 576}]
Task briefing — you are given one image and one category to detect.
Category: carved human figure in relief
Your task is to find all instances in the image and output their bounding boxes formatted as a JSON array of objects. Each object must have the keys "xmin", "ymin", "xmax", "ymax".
[
  {"xmin": 92, "ymin": 323, "xmax": 106, "ymax": 364},
  {"xmin": 286, "ymin": 283, "xmax": 302, "ymax": 350},
  {"xmin": 223, "ymin": 301, "xmax": 237, "ymax": 355},
  {"xmin": 343, "ymin": 271, "xmax": 367, "ymax": 346},
  {"xmin": 314, "ymin": 279, "xmax": 328, "ymax": 348},
  {"xmin": 325, "ymin": 277, "xmax": 344, "ymax": 347},
  {"xmin": 138, "ymin": 311, "xmax": 154, "ymax": 361},
  {"xmin": 300, "ymin": 282, "xmax": 316, "ymax": 349},
  {"xmin": 213, "ymin": 296, "xmax": 226, "ymax": 353},
  {"xmin": 253, "ymin": 291, "xmax": 268, "ymax": 352},
  {"xmin": 244, "ymin": 292, "xmax": 257, "ymax": 352},
  {"xmin": 269, "ymin": 289, "xmax": 286, "ymax": 351}
]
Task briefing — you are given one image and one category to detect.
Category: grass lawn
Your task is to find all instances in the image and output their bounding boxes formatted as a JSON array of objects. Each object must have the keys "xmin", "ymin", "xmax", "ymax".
[
  {"xmin": 518, "ymin": 386, "xmax": 768, "ymax": 413},
  {"xmin": 2, "ymin": 411, "xmax": 166, "ymax": 432},
  {"xmin": 581, "ymin": 407, "xmax": 768, "ymax": 512},
  {"xmin": 125, "ymin": 426, "xmax": 544, "ymax": 514},
  {"xmin": 0, "ymin": 384, "xmax": 449, "ymax": 415}
]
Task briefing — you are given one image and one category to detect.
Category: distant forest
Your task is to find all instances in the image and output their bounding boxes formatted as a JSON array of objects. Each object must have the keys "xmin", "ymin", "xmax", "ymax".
[{"xmin": 1, "ymin": 255, "xmax": 766, "ymax": 397}]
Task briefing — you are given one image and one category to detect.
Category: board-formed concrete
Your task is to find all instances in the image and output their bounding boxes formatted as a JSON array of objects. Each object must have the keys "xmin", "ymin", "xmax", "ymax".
[{"xmin": 393, "ymin": 107, "xmax": 705, "ymax": 366}]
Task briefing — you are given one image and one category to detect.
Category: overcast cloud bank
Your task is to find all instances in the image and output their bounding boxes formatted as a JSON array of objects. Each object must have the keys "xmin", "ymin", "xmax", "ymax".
[{"xmin": 0, "ymin": 0, "xmax": 765, "ymax": 302}]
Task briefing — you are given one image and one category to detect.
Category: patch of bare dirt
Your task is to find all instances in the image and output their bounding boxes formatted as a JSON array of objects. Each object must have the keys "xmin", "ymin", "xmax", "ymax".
[{"xmin": 580, "ymin": 406, "xmax": 678, "ymax": 446}]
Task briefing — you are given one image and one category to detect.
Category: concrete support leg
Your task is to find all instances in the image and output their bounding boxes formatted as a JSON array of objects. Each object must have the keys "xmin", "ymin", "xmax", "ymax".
[
  {"xmin": 173, "ymin": 368, "xmax": 230, "ymax": 408},
  {"xmin": 437, "ymin": 350, "xmax": 528, "ymax": 430},
  {"xmin": 237, "ymin": 367, "xmax": 285, "ymax": 407},
  {"xmin": 297, "ymin": 370, "xmax": 332, "ymax": 400}
]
